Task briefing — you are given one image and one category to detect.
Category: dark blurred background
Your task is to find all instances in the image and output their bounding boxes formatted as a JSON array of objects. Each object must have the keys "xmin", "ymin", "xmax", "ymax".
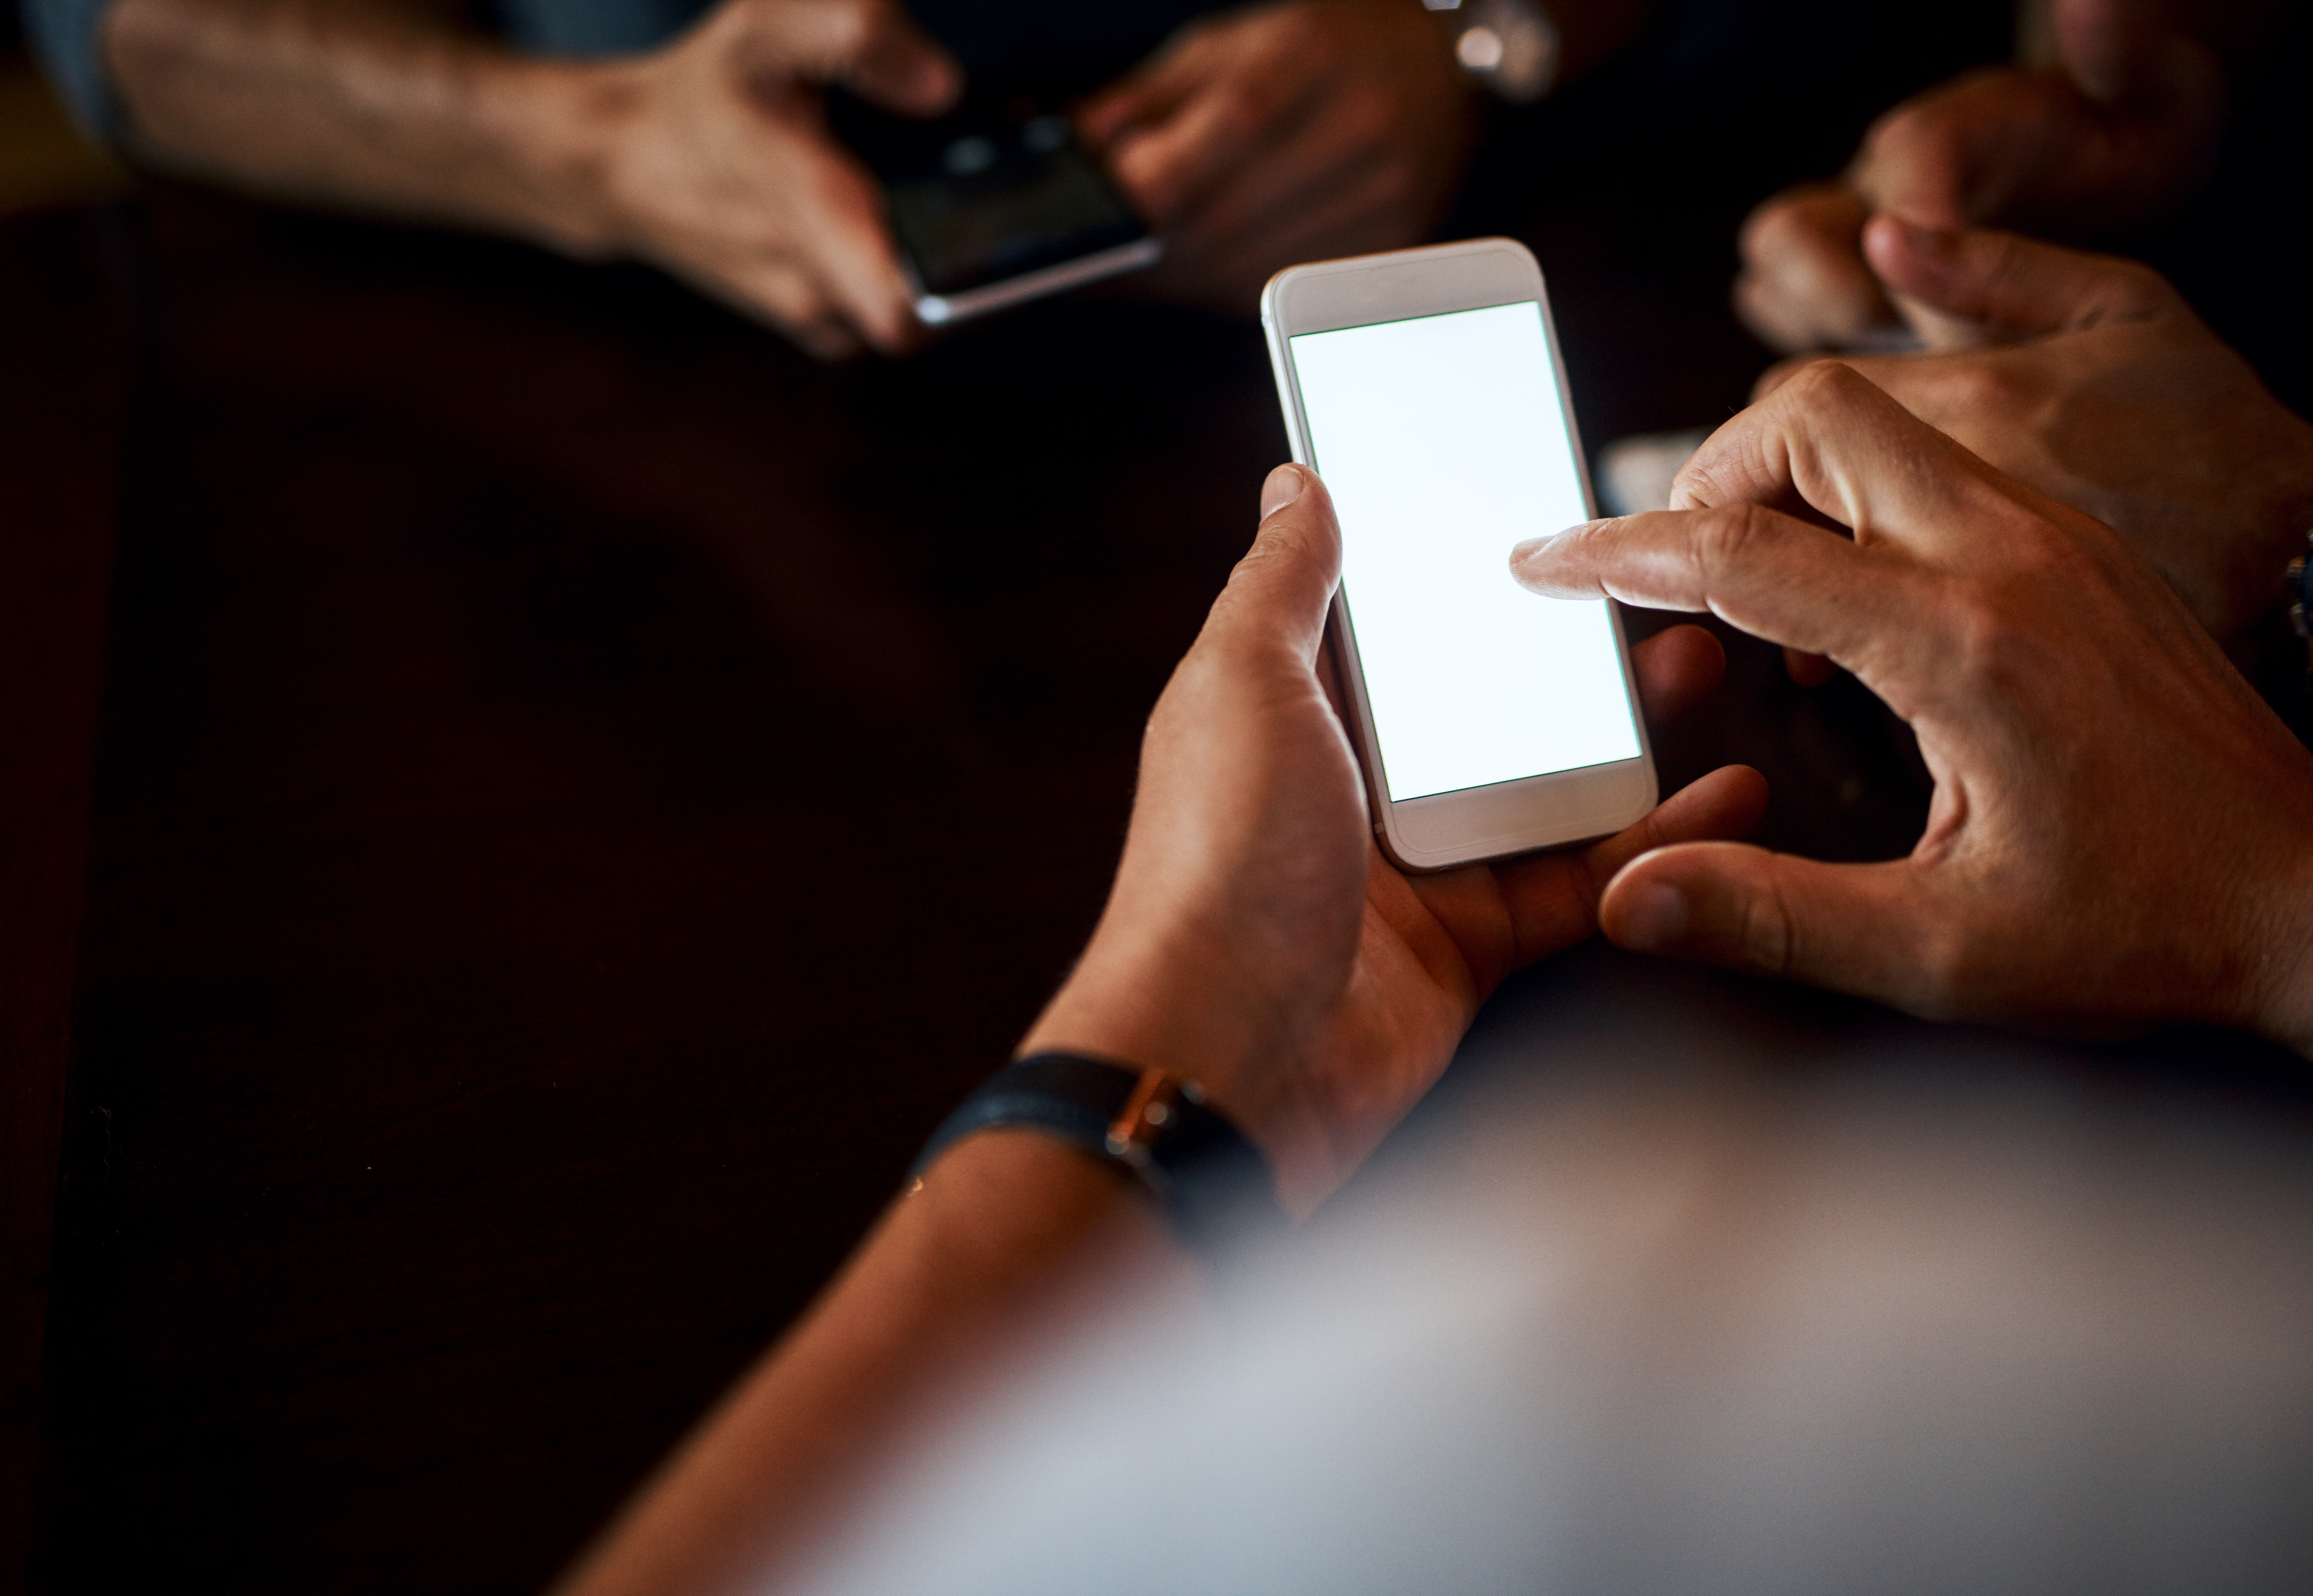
[{"xmin": 28, "ymin": 2, "xmax": 2310, "ymax": 1590}]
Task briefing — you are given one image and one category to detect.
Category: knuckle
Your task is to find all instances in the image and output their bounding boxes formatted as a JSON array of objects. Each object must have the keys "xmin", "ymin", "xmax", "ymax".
[
  {"xmin": 1783, "ymin": 357, "xmax": 1871, "ymax": 405},
  {"xmin": 1751, "ymin": 353, "xmax": 1825, "ymax": 403},
  {"xmin": 1689, "ymin": 503, "xmax": 1778, "ymax": 578},
  {"xmin": 1769, "ymin": 358, "xmax": 1880, "ymax": 426},
  {"xmin": 1737, "ymin": 874, "xmax": 1800, "ymax": 977},
  {"xmin": 1669, "ymin": 451, "xmax": 1734, "ymax": 510}
]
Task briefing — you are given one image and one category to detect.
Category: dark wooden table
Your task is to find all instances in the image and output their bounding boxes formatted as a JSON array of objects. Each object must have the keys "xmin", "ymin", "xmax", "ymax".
[{"xmin": 56, "ymin": 9, "xmax": 2297, "ymax": 1587}]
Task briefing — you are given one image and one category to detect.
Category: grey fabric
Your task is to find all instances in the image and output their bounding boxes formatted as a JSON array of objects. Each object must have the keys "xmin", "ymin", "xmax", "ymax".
[{"xmin": 795, "ymin": 1032, "xmax": 2313, "ymax": 1596}]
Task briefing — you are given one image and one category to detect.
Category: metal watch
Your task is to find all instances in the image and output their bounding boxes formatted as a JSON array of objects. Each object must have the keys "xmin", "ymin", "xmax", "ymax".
[{"xmin": 1425, "ymin": 0, "xmax": 1561, "ymax": 103}]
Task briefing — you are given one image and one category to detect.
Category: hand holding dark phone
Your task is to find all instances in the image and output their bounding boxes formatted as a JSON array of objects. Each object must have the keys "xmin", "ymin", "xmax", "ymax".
[{"xmin": 830, "ymin": 91, "xmax": 1160, "ymax": 326}]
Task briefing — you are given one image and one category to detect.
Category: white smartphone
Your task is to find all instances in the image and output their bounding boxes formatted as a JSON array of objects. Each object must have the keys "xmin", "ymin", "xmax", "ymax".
[{"xmin": 1260, "ymin": 238, "xmax": 1656, "ymax": 872}]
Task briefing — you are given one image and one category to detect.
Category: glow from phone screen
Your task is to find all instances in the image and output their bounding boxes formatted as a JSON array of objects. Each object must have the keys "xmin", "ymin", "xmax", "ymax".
[{"xmin": 1290, "ymin": 301, "xmax": 1639, "ymax": 802}]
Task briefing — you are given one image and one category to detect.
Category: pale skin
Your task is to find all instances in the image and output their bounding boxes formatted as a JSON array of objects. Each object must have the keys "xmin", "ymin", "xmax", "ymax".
[
  {"xmin": 99, "ymin": 0, "xmax": 1650, "ymax": 357},
  {"xmin": 1515, "ymin": 363, "xmax": 2313, "ymax": 1051},
  {"xmin": 555, "ymin": 464, "xmax": 1766, "ymax": 1593}
]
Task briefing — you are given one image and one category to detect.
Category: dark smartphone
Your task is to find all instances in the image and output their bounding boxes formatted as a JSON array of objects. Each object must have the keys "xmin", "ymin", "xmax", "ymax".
[{"xmin": 830, "ymin": 93, "xmax": 1160, "ymax": 325}]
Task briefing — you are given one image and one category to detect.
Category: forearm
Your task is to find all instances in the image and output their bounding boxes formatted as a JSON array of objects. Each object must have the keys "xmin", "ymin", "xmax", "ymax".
[
  {"xmin": 558, "ymin": 1131, "xmax": 1191, "ymax": 1596},
  {"xmin": 103, "ymin": 0, "xmax": 627, "ymax": 253}
]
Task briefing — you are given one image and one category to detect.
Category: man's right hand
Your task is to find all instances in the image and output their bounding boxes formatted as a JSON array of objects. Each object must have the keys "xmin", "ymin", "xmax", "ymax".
[
  {"xmin": 1514, "ymin": 363, "xmax": 2313, "ymax": 1055},
  {"xmin": 1734, "ymin": 0, "xmax": 2224, "ymax": 354},
  {"xmin": 543, "ymin": 0, "xmax": 959, "ymax": 359}
]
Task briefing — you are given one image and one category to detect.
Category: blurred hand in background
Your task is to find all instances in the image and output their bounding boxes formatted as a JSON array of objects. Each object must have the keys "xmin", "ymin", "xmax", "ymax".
[
  {"xmin": 1075, "ymin": 0, "xmax": 1478, "ymax": 315},
  {"xmin": 1734, "ymin": 0, "xmax": 2228, "ymax": 353}
]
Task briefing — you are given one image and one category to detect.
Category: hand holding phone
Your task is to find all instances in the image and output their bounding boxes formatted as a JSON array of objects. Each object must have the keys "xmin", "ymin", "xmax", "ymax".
[
  {"xmin": 1263, "ymin": 238, "xmax": 1656, "ymax": 869},
  {"xmin": 832, "ymin": 93, "xmax": 1159, "ymax": 326},
  {"xmin": 1025, "ymin": 461, "xmax": 1760, "ymax": 1204}
]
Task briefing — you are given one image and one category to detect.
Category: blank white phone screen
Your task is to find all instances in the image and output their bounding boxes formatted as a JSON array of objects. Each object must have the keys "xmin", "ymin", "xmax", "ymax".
[{"xmin": 1290, "ymin": 301, "xmax": 1639, "ymax": 802}]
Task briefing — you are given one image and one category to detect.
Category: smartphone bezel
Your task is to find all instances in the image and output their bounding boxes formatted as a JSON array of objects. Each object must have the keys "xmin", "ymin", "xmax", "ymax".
[
  {"xmin": 1260, "ymin": 237, "xmax": 1657, "ymax": 873},
  {"xmin": 911, "ymin": 235, "xmax": 1162, "ymax": 326}
]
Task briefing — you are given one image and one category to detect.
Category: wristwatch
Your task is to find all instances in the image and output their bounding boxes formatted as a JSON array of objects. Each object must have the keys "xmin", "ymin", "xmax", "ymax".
[
  {"xmin": 912, "ymin": 1053, "xmax": 1285, "ymax": 1256},
  {"xmin": 1425, "ymin": 0, "xmax": 1561, "ymax": 103}
]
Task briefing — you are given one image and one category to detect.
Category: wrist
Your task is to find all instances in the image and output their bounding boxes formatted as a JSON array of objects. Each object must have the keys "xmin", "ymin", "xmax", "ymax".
[
  {"xmin": 468, "ymin": 54, "xmax": 649, "ymax": 259},
  {"xmin": 1019, "ymin": 933, "xmax": 1340, "ymax": 1212}
]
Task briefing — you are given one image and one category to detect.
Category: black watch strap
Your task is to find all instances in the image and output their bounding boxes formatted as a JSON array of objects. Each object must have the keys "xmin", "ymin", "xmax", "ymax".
[{"xmin": 913, "ymin": 1053, "xmax": 1285, "ymax": 1255}]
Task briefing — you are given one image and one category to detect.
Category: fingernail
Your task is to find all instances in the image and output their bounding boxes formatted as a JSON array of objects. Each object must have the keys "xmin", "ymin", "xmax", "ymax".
[
  {"xmin": 1260, "ymin": 465, "xmax": 1305, "ymax": 520},
  {"xmin": 1616, "ymin": 882, "xmax": 1688, "ymax": 951},
  {"xmin": 1510, "ymin": 522, "xmax": 1602, "ymax": 573}
]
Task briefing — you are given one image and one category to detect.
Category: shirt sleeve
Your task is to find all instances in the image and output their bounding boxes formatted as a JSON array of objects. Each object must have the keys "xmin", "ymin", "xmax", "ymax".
[{"xmin": 20, "ymin": 0, "xmax": 125, "ymax": 145}]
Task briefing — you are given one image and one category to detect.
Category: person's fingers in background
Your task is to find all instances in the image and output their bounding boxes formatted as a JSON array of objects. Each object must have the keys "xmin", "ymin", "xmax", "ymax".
[
  {"xmin": 1074, "ymin": 0, "xmax": 1475, "ymax": 315},
  {"xmin": 582, "ymin": 0, "xmax": 960, "ymax": 357},
  {"xmin": 1735, "ymin": 184, "xmax": 1908, "ymax": 354},
  {"xmin": 775, "ymin": 0, "xmax": 963, "ymax": 111},
  {"xmin": 1756, "ymin": 223, "xmax": 2313, "ymax": 652},
  {"xmin": 1073, "ymin": 11, "xmax": 1308, "ymax": 231},
  {"xmin": 1853, "ymin": 0, "xmax": 2223, "ymax": 241},
  {"xmin": 1732, "ymin": 0, "xmax": 2228, "ymax": 357},
  {"xmin": 1511, "ymin": 361, "xmax": 2313, "ymax": 1049},
  {"xmin": 1860, "ymin": 210, "xmax": 2166, "ymax": 339}
]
